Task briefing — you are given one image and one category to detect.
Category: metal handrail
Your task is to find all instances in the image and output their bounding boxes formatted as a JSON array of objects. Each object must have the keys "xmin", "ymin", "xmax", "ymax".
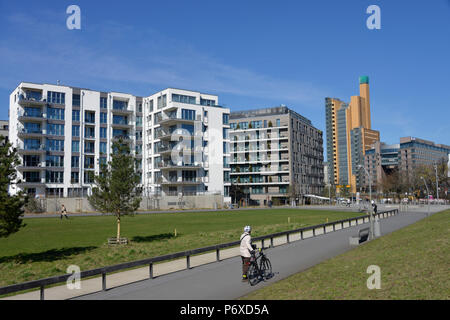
[{"xmin": 0, "ymin": 209, "xmax": 398, "ymax": 299}]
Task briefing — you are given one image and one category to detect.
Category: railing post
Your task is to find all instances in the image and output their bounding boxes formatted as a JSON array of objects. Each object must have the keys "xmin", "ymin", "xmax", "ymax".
[
  {"xmin": 287, "ymin": 233, "xmax": 290, "ymax": 243},
  {"xmin": 313, "ymin": 228, "xmax": 316, "ymax": 236},
  {"xmin": 333, "ymin": 223, "xmax": 336, "ymax": 232},
  {"xmin": 342, "ymin": 221, "xmax": 344, "ymax": 229},
  {"xmin": 216, "ymin": 248, "xmax": 220, "ymax": 262},
  {"xmin": 40, "ymin": 286, "xmax": 44, "ymax": 300},
  {"xmin": 300, "ymin": 230, "xmax": 303, "ymax": 240},
  {"xmin": 149, "ymin": 263, "xmax": 154, "ymax": 279},
  {"xmin": 323, "ymin": 225, "xmax": 326, "ymax": 234},
  {"xmin": 270, "ymin": 237, "xmax": 274, "ymax": 248},
  {"xmin": 186, "ymin": 255, "xmax": 191, "ymax": 269},
  {"xmin": 102, "ymin": 272, "xmax": 106, "ymax": 291}
]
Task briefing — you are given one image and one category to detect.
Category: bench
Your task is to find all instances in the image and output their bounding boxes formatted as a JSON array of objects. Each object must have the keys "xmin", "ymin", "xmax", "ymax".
[{"xmin": 349, "ymin": 227, "xmax": 370, "ymax": 245}]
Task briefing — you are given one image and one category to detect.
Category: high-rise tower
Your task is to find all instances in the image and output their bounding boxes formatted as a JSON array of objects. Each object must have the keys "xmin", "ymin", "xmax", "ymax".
[{"xmin": 325, "ymin": 76, "xmax": 380, "ymax": 194}]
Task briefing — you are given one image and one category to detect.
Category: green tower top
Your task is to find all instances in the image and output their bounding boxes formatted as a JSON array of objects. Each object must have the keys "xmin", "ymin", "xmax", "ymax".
[{"xmin": 359, "ymin": 76, "xmax": 369, "ymax": 84}]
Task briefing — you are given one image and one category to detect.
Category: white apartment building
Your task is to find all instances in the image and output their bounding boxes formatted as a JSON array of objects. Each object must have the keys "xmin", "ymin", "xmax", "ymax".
[{"xmin": 9, "ymin": 82, "xmax": 230, "ymax": 200}]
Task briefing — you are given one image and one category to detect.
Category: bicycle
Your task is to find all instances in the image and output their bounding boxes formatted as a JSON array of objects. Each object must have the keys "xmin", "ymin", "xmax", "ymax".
[{"xmin": 247, "ymin": 245, "xmax": 273, "ymax": 286}]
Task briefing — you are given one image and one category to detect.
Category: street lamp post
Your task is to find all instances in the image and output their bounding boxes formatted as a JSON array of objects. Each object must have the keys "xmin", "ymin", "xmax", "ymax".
[
  {"xmin": 434, "ymin": 164, "xmax": 439, "ymax": 203},
  {"xmin": 420, "ymin": 176, "xmax": 430, "ymax": 217},
  {"xmin": 358, "ymin": 164, "xmax": 374, "ymax": 239}
]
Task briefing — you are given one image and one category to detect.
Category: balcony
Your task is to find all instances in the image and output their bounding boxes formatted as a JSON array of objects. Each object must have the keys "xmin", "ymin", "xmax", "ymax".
[
  {"xmin": 17, "ymin": 163, "xmax": 46, "ymax": 171},
  {"xmin": 157, "ymin": 161, "xmax": 202, "ymax": 170},
  {"xmin": 112, "ymin": 101, "xmax": 133, "ymax": 115},
  {"xmin": 159, "ymin": 114, "xmax": 199, "ymax": 126},
  {"xmin": 18, "ymin": 128, "xmax": 44, "ymax": 138},
  {"xmin": 112, "ymin": 135, "xmax": 132, "ymax": 142},
  {"xmin": 18, "ymin": 94, "xmax": 46, "ymax": 107},
  {"xmin": 112, "ymin": 119, "xmax": 133, "ymax": 129},
  {"xmin": 18, "ymin": 110, "xmax": 45, "ymax": 122},
  {"xmin": 159, "ymin": 176, "xmax": 203, "ymax": 185},
  {"xmin": 18, "ymin": 144, "xmax": 46, "ymax": 155}
]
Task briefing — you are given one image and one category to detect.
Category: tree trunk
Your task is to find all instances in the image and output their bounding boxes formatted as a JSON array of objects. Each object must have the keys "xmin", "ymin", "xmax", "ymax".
[{"xmin": 117, "ymin": 215, "xmax": 121, "ymax": 242}]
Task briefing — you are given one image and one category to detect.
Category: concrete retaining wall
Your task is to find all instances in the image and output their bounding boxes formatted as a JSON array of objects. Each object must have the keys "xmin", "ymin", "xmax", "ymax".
[{"xmin": 35, "ymin": 195, "xmax": 224, "ymax": 213}]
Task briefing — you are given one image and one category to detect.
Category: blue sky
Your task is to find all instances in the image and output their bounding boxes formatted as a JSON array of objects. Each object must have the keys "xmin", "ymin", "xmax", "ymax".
[{"xmin": 0, "ymin": 0, "xmax": 449, "ymax": 158}]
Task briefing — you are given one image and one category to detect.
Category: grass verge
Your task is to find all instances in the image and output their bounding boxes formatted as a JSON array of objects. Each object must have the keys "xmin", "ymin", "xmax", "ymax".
[
  {"xmin": 0, "ymin": 208, "xmax": 360, "ymax": 288},
  {"xmin": 241, "ymin": 209, "xmax": 450, "ymax": 300}
]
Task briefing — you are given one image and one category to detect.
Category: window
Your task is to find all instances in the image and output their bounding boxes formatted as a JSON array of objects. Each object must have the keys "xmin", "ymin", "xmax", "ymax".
[
  {"xmin": 100, "ymin": 127, "xmax": 107, "ymax": 138},
  {"xmin": 84, "ymin": 156, "xmax": 95, "ymax": 169},
  {"xmin": 72, "ymin": 110, "xmax": 80, "ymax": 121},
  {"xmin": 200, "ymin": 98, "xmax": 215, "ymax": 106},
  {"xmin": 47, "ymin": 91, "xmax": 65, "ymax": 104},
  {"xmin": 72, "ymin": 94, "xmax": 80, "ymax": 106},
  {"xmin": 100, "ymin": 112, "xmax": 107, "ymax": 124},
  {"xmin": 223, "ymin": 114, "xmax": 229, "ymax": 125},
  {"xmin": 72, "ymin": 140, "xmax": 80, "ymax": 152},
  {"xmin": 149, "ymin": 100, "xmax": 154, "ymax": 112},
  {"xmin": 276, "ymin": 119, "xmax": 280, "ymax": 127},
  {"xmin": 113, "ymin": 115, "xmax": 127, "ymax": 125},
  {"xmin": 46, "ymin": 139, "xmax": 64, "ymax": 151},
  {"xmin": 172, "ymin": 94, "xmax": 196, "ymax": 104},
  {"xmin": 223, "ymin": 128, "xmax": 229, "ymax": 139},
  {"xmin": 100, "ymin": 142, "xmax": 107, "ymax": 154},
  {"xmin": 46, "ymin": 171, "xmax": 64, "ymax": 183},
  {"xmin": 46, "ymin": 155, "xmax": 64, "ymax": 167},
  {"xmin": 136, "ymin": 116, "xmax": 142, "ymax": 127},
  {"xmin": 99, "ymin": 157, "xmax": 107, "ymax": 165},
  {"xmin": 100, "ymin": 97, "xmax": 108, "ymax": 109},
  {"xmin": 85, "ymin": 126, "xmax": 95, "ymax": 138},
  {"xmin": 113, "ymin": 100, "xmax": 127, "ymax": 110},
  {"xmin": 85, "ymin": 111, "xmax": 95, "ymax": 123},
  {"xmin": 71, "ymin": 172, "xmax": 79, "ymax": 183},
  {"xmin": 72, "ymin": 125, "xmax": 80, "ymax": 137},
  {"xmin": 84, "ymin": 171, "xmax": 95, "ymax": 184},
  {"xmin": 71, "ymin": 156, "xmax": 79, "ymax": 168},
  {"xmin": 181, "ymin": 109, "xmax": 195, "ymax": 120},
  {"xmin": 223, "ymin": 142, "xmax": 228, "ymax": 153},
  {"xmin": 84, "ymin": 141, "xmax": 95, "ymax": 153},
  {"xmin": 48, "ymin": 107, "xmax": 65, "ymax": 120},
  {"xmin": 47, "ymin": 124, "xmax": 64, "ymax": 136}
]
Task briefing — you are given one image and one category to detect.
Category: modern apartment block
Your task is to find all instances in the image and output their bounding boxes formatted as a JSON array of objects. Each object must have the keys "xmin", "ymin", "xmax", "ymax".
[
  {"xmin": 325, "ymin": 76, "xmax": 380, "ymax": 194},
  {"xmin": 0, "ymin": 120, "xmax": 8, "ymax": 141},
  {"xmin": 363, "ymin": 137, "xmax": 450, "ymax": 193},
  {"xmin": 229, "ymin": 106, "xmax": 324, "ymax": 206},
  {"xmin": 9, "ymin": 82, "xmax": 230, "ymax": 200}
]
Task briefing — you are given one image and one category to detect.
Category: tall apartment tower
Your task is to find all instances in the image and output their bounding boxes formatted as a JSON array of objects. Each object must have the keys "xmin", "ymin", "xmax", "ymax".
[
  {"xmin": 229, "ymin": 106, "xmax": 324, "ymax": 206},
  {"xmin": 9, "ymin": 82, "xmax": 230, "ymax": 200},
  {"xmin": 325, "ymin": 76, "xmax": 380, "ymax": 194}
]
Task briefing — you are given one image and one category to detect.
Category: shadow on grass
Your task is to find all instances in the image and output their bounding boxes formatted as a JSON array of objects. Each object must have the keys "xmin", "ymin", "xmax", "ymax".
[
  {"xmin": 132, "ymin": 233, "xmax": 176, "ymax": 243},
  {"xmin": 0, "ymin": 246, "xmax": 97, "ymax": 264}
]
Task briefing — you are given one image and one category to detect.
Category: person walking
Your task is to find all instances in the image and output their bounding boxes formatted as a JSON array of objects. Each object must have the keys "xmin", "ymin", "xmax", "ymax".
[
  {"xmin": 372, "ymin": 201, "xmax": 378, "ymax": 214},
  {"xmin": 240, "ymin": 225, "xmax": 254, "ymax": 282},
  {"xmin": 60, "ymin": 204, "xmax": 69, "ymax": 220}
]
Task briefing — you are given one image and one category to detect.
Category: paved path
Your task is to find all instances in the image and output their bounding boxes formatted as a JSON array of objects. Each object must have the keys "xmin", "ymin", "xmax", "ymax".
[{"xmin": 72, "ymin": 206, "xmax": 446, "ymax": 300}]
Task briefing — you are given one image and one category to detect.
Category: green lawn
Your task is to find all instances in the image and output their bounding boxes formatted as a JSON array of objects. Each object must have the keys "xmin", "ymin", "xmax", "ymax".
[
  {"xmin": 0, "ymin": 208, "xmax": 360, "ymax": 287},
  {"xmin": 241, "ymin": 209, "xmax": 450, "ymax": 300}
]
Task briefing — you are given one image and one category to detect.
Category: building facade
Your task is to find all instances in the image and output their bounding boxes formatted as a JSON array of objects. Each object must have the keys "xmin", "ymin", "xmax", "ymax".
[
  {"xmin": 229, "ymin": 106, "xmax": 323, "ymax": 206},
  {"xmin": 364, "ymin": 137, "xmax": 450, "ymax": 193},
  {"xmin": 325, "ymin": 76, "xmax": 380, "ymax": 194},
  {"xmin": 0, "ymin": 120, "xmax": 8, "ymax": 141},
  {"xmin": 9, "ymin": 82, "xmax": 230, "ymax": 199}
]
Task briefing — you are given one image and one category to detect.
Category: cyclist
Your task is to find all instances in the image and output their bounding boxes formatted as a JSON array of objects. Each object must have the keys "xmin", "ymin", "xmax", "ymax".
[{"xmin": 240, "ymin": 225, "xmax": 255, "ymax": 282}]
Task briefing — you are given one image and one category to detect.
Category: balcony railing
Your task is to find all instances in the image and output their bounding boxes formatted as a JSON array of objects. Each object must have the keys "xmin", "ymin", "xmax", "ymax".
[{"xmin": 19, "ymin": 110, "xmax": 44, "ymax": 118}]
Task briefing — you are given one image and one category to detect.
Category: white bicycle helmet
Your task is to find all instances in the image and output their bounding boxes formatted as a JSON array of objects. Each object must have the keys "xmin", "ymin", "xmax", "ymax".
[{"xmin": 244, "ymin": 225, "xmax": 252, "ymax": 233}]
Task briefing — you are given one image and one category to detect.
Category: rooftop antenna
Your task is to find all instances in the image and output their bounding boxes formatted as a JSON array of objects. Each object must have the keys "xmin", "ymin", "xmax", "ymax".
[{"xmin": 57, "ymin": 80, "xmax": 60, "ymax": 85}]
